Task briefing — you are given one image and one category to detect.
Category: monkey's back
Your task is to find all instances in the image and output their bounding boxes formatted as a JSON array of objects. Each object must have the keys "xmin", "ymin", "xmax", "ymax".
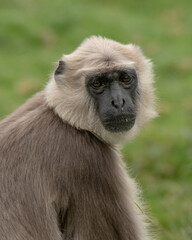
[{"xmin": 0, "ymin": 92, "xmax": 127, "ymax": 240}]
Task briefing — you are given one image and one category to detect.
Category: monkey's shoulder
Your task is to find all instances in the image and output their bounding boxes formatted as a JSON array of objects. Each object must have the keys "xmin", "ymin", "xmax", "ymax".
[{"xmin": 0, "ymin": 92, "xmax": 113, "ymax": 164}]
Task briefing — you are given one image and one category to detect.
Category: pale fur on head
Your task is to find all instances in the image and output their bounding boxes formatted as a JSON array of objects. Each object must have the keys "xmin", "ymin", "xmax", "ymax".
[{"xmin": 46, "ymin": 36, "xmax": 157, "ymax": 145}]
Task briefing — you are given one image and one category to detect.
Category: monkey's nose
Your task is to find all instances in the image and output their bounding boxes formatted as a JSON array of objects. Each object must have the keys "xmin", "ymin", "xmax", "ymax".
[{"xmin": 111, "ymin": 98, "xmax": 125, "ymax": 109}]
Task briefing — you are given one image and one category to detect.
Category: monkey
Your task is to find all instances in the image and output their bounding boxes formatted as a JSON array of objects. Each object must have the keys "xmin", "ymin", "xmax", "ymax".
[{"xmin": 0, "ymin": 36, "xmax": 157, "ymax": 240}]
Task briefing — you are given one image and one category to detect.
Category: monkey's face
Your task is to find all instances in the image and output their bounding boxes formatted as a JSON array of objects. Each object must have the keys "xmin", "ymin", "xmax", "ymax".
[{"xmin": 87, "ymin": 69, "xmax": 138, "ymax": 133}]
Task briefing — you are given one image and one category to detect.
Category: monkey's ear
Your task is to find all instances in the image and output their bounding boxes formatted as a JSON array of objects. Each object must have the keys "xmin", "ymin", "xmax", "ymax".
[{"xmin": 54, "ymin": 60, "xmax": 65, "ymax": 82}]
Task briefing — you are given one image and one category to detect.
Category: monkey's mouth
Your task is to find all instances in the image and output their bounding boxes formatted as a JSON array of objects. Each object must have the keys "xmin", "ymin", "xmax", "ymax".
[{"xmin": 102, "ymin": 115, "xmax": 136, "ymax": 133}]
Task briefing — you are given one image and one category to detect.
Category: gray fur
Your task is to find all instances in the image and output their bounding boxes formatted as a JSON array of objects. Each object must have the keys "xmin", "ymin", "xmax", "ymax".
[{"xmin": 0, "ymin": 36, "xmax": 156, "ymax": 240}]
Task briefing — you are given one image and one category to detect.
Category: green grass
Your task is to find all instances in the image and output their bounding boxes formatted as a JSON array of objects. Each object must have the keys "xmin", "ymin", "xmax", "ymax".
[{"xmin": 0, "ymin": 0, "xmax": 192, "ymax": 239}]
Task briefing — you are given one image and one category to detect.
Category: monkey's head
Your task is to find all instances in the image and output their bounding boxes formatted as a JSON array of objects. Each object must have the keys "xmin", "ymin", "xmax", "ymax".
[{"xmin": 46, "ymin": 36, "xmax": 157, "ymax": 144}]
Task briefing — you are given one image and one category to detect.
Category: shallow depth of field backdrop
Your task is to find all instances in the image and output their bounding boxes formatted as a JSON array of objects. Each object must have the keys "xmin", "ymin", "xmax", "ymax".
[{"xmin": 0, "ymin": 0, "xmax": 192, "ymax": 239}]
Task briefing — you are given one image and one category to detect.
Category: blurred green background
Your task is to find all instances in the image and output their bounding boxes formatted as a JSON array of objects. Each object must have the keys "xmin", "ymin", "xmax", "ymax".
[{"xmin": 0, "ymin": 0, "xmax": 192, "ymax": 239}]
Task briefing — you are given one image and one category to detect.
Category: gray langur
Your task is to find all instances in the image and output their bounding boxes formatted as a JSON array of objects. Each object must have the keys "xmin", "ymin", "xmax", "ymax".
[{"xmin": 0, "ymin": 36, "xmax": 157, "ymax": 240}]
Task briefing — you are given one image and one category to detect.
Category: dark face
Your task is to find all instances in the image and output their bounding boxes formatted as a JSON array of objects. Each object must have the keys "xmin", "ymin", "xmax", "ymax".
[{"xmin": 87, "ymin": 69, "xmax": 138, "ymax": 133}]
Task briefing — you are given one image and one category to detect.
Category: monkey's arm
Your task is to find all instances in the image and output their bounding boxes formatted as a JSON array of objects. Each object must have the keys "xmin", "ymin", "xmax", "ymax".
[{"xmin": 55, "ymin": 132, "xmax": 150, "ymax": 240}]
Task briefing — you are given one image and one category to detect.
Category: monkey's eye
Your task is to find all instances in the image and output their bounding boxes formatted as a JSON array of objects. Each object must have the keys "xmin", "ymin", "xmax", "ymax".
[
  {"xmin": 121, "ymin": 75, "xmax": 131, "ymax": 83},
  {"xmin": 92, "ymin": 79, "xmax": 103, "ymax": 88}
]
